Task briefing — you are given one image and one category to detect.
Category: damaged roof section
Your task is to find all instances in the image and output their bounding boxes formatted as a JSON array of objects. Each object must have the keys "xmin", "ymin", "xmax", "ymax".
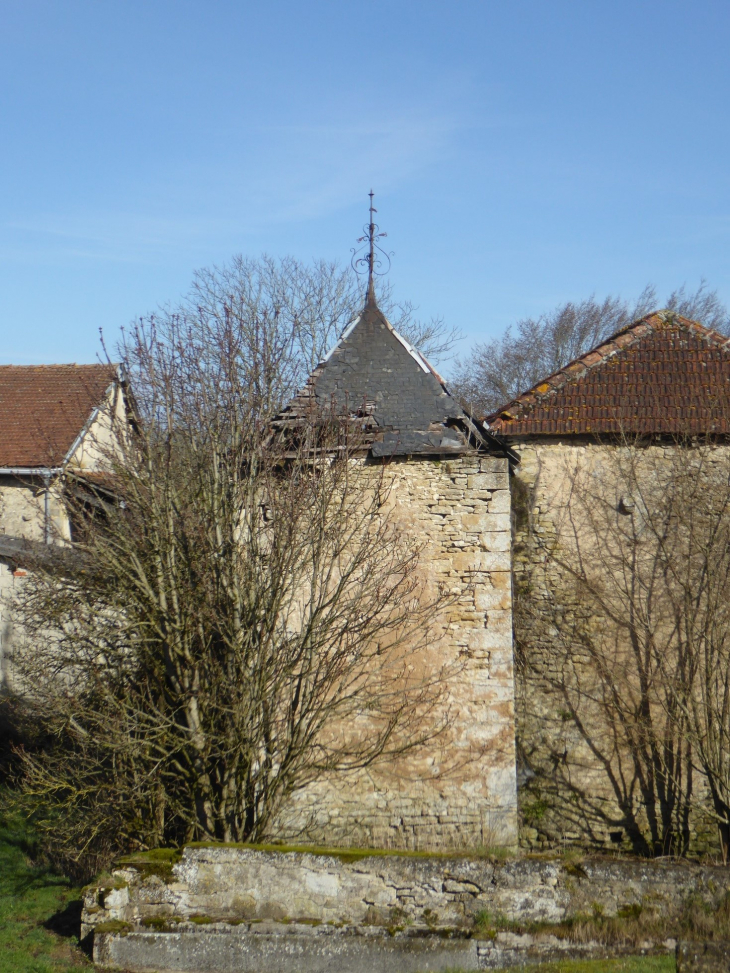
[{"xmin": 275, "ymin": 296, "xmax": 513, "ymax": 459}]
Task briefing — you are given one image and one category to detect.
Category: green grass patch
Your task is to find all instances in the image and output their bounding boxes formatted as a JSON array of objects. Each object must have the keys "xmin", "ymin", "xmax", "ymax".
[
  {"xmin": 503, "ymin": 958, "xmax": 675, "ymax": 973},
  {"xmin": 93, "ymin": 920, "xmax": 132, "ymax": 935},
  {"xmin": 115, "ymin": 846, "xmax": 183, "ymax": 880},
  {"xmin": 0, "ymin": 805, "xmax": 90, "ymax": 972},
  {"xmin": 431, "ymin": 959, "xmax": 675, "ymax": 973},
  {"xmin": 116, "ymin": 847, "xmax": 182, "ymax": 865},
  {"xmin": 438, "ymin": 960, "xmax": 675, "ymax": 973},
  {"xmin": 184, "ymin": 839, "xmax": 515, "ymax": 863}
]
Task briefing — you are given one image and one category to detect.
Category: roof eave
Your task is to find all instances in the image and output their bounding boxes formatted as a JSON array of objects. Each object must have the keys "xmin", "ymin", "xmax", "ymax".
[{"xmin": 0, "ymin": 467, "xmax": 63, "ymax": 477}]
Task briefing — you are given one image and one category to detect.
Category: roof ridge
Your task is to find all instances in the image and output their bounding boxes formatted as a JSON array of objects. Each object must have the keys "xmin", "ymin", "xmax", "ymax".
[
  {"xmin": 0, "ymin": 362, "xmax": 117, "ymax": 370},
  {"xmin": 485, "ymin": 310, "xmax": 729, "ymax": 425}
]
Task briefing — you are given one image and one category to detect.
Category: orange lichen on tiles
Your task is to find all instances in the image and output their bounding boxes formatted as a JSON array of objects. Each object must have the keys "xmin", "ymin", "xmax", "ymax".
[{"xmin": 485, "ymin": 312, "xmax": 730, "ymax": 437}]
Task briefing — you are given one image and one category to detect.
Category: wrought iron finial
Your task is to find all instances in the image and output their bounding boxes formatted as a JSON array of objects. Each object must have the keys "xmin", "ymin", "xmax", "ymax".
[{"xmin": 351, "ymin": 190, "xmax": 392, "ymax": 304}]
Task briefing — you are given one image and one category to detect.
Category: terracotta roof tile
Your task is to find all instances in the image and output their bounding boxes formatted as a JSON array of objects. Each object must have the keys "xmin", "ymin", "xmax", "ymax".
[
  {"xmin": 0, "ymin": 364, "xmax": 117, "ymax": 468},
  {"xmin": 486, "ymin": 312, "xmax": 730, "ymax": 437}
]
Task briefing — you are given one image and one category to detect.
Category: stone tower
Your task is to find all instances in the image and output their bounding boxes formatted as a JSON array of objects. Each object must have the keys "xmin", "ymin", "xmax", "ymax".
[{"xmin": 274, "ymin": 292, "xmax": 519, "ymax": 850}]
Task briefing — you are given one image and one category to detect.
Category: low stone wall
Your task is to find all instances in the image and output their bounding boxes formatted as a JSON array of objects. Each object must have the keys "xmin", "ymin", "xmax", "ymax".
[{"xmin": 84, "ymin": 846, "xmax": 730, "ymax": 971}]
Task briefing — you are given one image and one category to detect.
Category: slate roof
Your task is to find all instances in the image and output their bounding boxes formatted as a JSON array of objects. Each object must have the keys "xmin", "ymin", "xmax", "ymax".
[
  {"xmin": 276, "ymin": 297, "xmax": 505, "ymax": 457},
  {"xmin": 485, "ymin": 311, "xmax": 730, "ymax": 437},
  {"xmin": 0, "ymin": 364, "xmax": 118, "ymax": 469}
]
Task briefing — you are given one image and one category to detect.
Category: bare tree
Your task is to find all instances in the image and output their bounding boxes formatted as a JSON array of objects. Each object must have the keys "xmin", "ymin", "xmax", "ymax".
[
  {"xmin": 452, "ymin": 282, "xmax": 730, "ymax": 417},
  {"xmin": 637, "ymin": 445, "xmax": 730, "ymax": 860},
  {"xmin": 4, "ymin": 259, "xmax": 454, "ymax": 878},
  {"xmin": 184, "ymin": 254, "xmax": 460, "ymax": 392},
  {"xmin": 665, "ymin": 282, "xmax": 730, "ymax": 332},
  {"xmin": 517, "ymin": 436, "xmax": 730, "ymax": 858}
]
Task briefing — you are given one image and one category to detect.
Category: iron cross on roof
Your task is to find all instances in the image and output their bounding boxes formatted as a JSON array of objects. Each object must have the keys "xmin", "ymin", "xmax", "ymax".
[{"xmin": 351, "ymin": 190, "xmax": 393, "ymax": 304}]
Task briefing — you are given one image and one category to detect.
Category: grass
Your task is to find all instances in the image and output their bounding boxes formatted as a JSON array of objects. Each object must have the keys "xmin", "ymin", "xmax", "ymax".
[
  {"xmin": 0, "ymin": 808, "xmax": 90, "ymax": 973},
  {"xmin": 501, "ymin": 960, "xmax": 675, "ymax": 973},
  {"xmin": 183, "ymin": 838, "xmax": 516, "ymax": 863},
  {"xmin": 434, "ymin": 960, "xmax": 675, "ymax": 973}
]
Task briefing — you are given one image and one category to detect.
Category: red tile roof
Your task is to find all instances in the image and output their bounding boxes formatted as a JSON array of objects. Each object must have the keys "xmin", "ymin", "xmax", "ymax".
[
  {"xmin": 485, "ymin": 312, "xmax": 730, "ymax": 437},
  {"xmin": 0, "ymin": 364, "xmax": 118, "ymax": 468}
]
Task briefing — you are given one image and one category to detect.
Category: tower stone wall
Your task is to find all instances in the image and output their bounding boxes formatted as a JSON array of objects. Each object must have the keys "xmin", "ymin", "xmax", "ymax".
[
  {"xmin": 276, "ymin": 452, "xmax": 518, "ymax": 851},
  {"xmin": 511, "ymin": 438, "xmax": 725, "ymax": 854}
]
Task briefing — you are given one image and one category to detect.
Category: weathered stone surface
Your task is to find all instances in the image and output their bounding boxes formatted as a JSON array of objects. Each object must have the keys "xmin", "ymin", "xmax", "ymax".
[
  {"xmin": 4, "ymin": 450, "xmax": 517, "ymax": 853},
  {"xmin": 95, "ymin": 927, "xmax": 481, "ymax": 973},
  {"xmin": 276, "ymin": 455, "xmax": 517, "ymax": 851},
  {"xmin": 88, "ymin": 849, "xmax": 720, "ymax": 971},
  {"xmin": 84, "ymin": 847, "xmax": 730, "ymax": 937},
  {"xmin": 511, "ymin": 439, "xmax": 730, "ymax": 853},
  {"xmin": 677, "ymin": 940, "xmax": 730, "ymax": 972},
  {"xmin": 94, "ymin": 923, "xmax": 684, "ymax": 973},
  {"xmin": 95, "ymin": 923, "xmax": 678, "ymax": 973}
]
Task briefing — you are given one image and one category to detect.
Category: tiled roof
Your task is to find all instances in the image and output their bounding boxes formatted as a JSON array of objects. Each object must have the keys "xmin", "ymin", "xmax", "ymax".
[
  {"xmin": 0, "ymin": 364, "xmax": 118, "ymax": 468},
  {"xmin": 276, "ymin": 298, "xmax": 481, "ymax": 456},
  {"xmin": 485, "ymin": 312, "xmax": 730, "ymax": 437}
]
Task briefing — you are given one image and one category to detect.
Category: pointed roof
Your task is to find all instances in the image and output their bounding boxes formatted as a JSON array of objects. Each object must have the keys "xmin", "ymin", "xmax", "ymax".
[
  {"xmin": 486, "ymin": 311, "xmax": 730, "ymax": 437},
  {"xmin": 276, "ymin": 297, "xmax": 508, "ymax": 457}
]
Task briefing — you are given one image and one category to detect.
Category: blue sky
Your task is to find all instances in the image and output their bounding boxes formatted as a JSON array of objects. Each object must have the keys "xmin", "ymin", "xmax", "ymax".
[{"xmin": 2, "ymin": 0, "xmax": 730, "ymax": 367}]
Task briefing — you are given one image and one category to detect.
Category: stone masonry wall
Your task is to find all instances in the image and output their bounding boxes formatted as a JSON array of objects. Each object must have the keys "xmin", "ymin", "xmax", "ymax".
[
  {"xmin": 1, "ymin": 436, "xmax": 517, "ymax": 848},
  {"xmin": 84, "ymin": 844, "xmax": 730, "ymax": 936},
  {"xmin": 0, "ymin": 477, "xmax": 71, "ymax": 688},
  {"xmin": 89, "ymin": 847, "xmax": 724, "ymax": 972},
  {"xmin": 0, "ymin": 477, "xmax": 70, "ymax": 544},
  {"xmin": 276, "ymin": 453, "xmax": 518, "ymax": 851},
  {"xmin": 510, "ymin": 439, "xmax": 729, "ymax": 854}
]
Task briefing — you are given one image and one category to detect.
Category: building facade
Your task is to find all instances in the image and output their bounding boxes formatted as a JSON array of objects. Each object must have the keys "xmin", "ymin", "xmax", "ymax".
[
  {"xmin": 0, "ymin": 364, "xmax": 126, "ymax": 686},
  {"xmin": 6, "ymin": 308, "xmax": 730, "ymax": 855},
  {"xmin": 487, "ymin": 311, "xmax": 730, "ymax": 854}
]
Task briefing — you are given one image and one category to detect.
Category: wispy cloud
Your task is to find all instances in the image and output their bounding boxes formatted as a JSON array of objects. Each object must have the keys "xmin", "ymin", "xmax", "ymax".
[
  {"xmin": 2, "ymin": 212, "xmax": 233, "ymax": 264},
  {"xmin": 0, "ymin": 82, "xmax": 486, "ymax": 265},
  {"xmin": 242, "ymin": 109, "xmax": 464, "ymax": 223}
]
